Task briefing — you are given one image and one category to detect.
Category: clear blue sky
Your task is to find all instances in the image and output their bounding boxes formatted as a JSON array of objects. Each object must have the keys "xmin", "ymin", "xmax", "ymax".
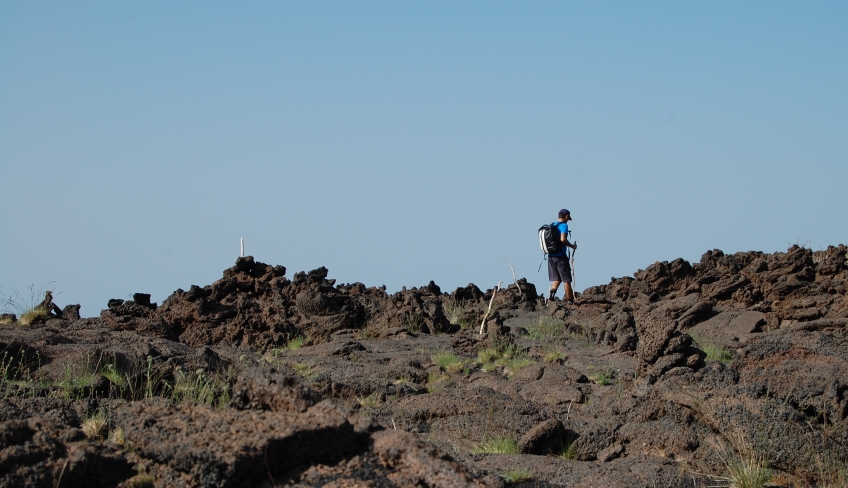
[{"xmin": 2, "ymin": 2, "xmax": 846, "ymax": 316}]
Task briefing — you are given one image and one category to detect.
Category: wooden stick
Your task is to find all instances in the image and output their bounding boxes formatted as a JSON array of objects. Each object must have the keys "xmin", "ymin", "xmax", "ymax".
[
  {"xmin": 570, "ymin": 243, "xmax": 576, "ymax": 290},
  {"xmin": 502, "ymin": 257, "xmax": 521, "ymax": 294},
  {"xmin": 479, "ymin": 282, "xmax": 502, "ymax": 335}
]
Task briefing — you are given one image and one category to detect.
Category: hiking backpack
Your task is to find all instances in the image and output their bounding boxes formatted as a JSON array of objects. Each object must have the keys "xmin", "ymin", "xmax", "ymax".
[{"xmin": 538, "ymin": 223, "xmax": 563, "ymax": 255}]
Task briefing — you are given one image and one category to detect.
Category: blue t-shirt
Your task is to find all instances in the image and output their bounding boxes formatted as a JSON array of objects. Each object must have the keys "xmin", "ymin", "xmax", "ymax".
[{"xmin": 550, "ymin": 222, "xmax": 569, "ymax": 257}]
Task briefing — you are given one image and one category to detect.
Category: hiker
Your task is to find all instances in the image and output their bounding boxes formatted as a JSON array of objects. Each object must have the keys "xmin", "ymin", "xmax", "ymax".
[{"xmin": 547, "ymin": 209, "xmax": 577, "ymax": 304}]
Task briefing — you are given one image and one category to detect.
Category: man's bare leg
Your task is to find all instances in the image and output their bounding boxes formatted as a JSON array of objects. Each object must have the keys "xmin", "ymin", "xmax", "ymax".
[{"xmin": 563, "ymin": 282, "xmax": 574, "ymax": 302}]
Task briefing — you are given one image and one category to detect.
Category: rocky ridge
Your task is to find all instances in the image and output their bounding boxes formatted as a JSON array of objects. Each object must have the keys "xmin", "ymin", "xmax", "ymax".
[{"xmin": 0, "ymin": 245, "xmax": 845, "ymax": 487}]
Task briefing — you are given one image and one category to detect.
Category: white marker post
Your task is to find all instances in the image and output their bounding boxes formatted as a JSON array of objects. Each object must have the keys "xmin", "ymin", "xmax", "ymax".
[{"xmin": 240, "ymin": 238, "xmax": 244, "ymax": 258}]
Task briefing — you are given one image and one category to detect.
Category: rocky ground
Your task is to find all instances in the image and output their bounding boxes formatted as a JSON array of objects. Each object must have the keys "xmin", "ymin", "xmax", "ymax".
[{"xmin": 0, "ymin": 245, "xmax": 846, "ymax": 487}]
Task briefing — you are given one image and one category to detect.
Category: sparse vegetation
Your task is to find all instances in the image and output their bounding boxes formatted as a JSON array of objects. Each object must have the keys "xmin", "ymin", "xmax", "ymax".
[
  {"xmin": 357, "ymin": 392, "xmax": 382, "ymax": 408},
  {"xmin": 444, "ymin": 300, "xmax": 473, "ymax": 329},
  {"xmin": 82, "ymin": 410, "xmax": 107, "ymax": 440},
  {"xmin": 432, "ymin": 351, "xmax": 465, "ymax": 373},
  {"xmin": 403, "ymin": 313, "xmax": 424, "ymax": 333},
  {"xmin": 1, "ymin": 284, "xmax": 56, "ymax": 324},
  {"xmin": 109, "ymin": 426, "xmax": 125, "ymax": 446},
  {"xmin": 426, "ymin": 372, "xmax": 449, "ymax": 393},
  {"xmin": 714, "ymin": 433, "xmax": 772, "ymax": 488},
  {"xmin": 170, "ymin": 367, "xmax": 222, "ymax": 405},
  {"xmin": 18, "ymin": 306, "xmax": 49, "ymax": 326},
  {"xmin": 477, "ymin": 346, "xmax": 501, "ymax": 365},
  {"xmin": 559, "ymin": 434, "xmax": 578, "ymax": 460},
  {"xmin": 590, "ymin": 371, "xmax": 611, "ymax": 386},
  {"xmin": 286, "ymin": 335, "xmax": 306, "ymax": 351},
  {"xmin": 500, "ymin": 468, "xmax": 532, "ymax": 483},
  {"xmin": 476, "ymin": 343, "xmax": 535, "ymax": 378},
  {"xmin": 393, "ymin": 376, "xmax": 418, "ymax": 392},
  {"xmin": 55, "ymin": 356, "xmax": 97, "ymax": 398},
  {"xmin": 100, "ymin": 363, "xmax": 126, "ymax": 393},
  {"xmin": 472, "ymin": 436, "xmax": 519, "ymax": 454},
  {"xmin": 542, "ymin": 349, "xmax": 567, "ymax": 363},
  {"xmin": 525, "ymin": 315, "xmax": 565, "ymax": 343},
  {"xmin": 501, "ymin": 357, "xmax": 535, "ymax": 377},
  {"xmin": 703, "ymin": 343, "xmax": 733, "ymax": 363},
  {"xmin": 690, "ymin": 334, "xmax": 733, "ymax": 363},
  {"xmin": 126, "ymin": 471, "xmax": 155, "ymax": 488},
  {"xmin": 292, "ymin": 362, "xmax": 315, "ymax": 378}
]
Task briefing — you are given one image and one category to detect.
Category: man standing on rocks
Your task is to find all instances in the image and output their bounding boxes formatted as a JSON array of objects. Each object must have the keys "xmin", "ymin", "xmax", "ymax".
[{"xmin": 548, "ymin": 209, "xmax": 577, "ymax": 304}]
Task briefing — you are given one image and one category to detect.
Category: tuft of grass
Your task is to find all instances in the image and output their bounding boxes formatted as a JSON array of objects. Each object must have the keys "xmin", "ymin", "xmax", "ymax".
[
  {"xmin": 715, "ymin": 433, "xmax": 772, "ymax": 488},
  {"xmin": 690, "ymin": 334, "xmax": 733, "ymax": 363},
  {"xmin": 109, "ymin": 426, "xmax": 126, "ymax": 446},
  {"xmin": 477, "ymin": 347, "xmax": 501, "ymax": 364},
  {"xmin": 476, "ymin": 343, "xmax": 535, "ymax": 377},
  {"xmin": 703, "ymin": 343, "xmax": 733, "ymax": 363},
  {"xmin": 393, "ymin": 376, "xmax": 418, "ymax": 392},
  {"xmin": 18, "ymin": 306, "xmax": 49, "ymax": 326},
  {"xmin": 81, "ymin": 410, "xmax": 107, "ymax": 440},
  {"xmin": 432, "ymin": 351, "xmax": 465, "ymax": 373},
  {"xmin": 444, "ymin": 300, "xmax": 474, "ymax": 329},
  {"xmin": 472, "ymin": 436, "xmax": 519, "ymax": 454},
  {"xmin": 426, "ymin": 372, "xmax": 449, "ymax": 394},
  {"xmin": 1, "ymin": 284, "xmax": 57, "ymax": 325},
  {"xmin": 525, "ymin": 315, "xmax": 565, "ymax": 343},
  {"xmin": 171, "ymin": 367, "xmax": 232, "ymax": 407},
  {"xmin": 543, "ymin": 349, "xmax": 567, "ymax": 363},
  {"xmin": 286, "ymin": 335, "xmax": 306, "ymax": 351},
  {"xmin": 559, "ymin": 435, "xmax": 578, "ymax": 460},
  {"xmin": 590, "ymin": 371, "xmax": 611, "ymax": 386},
  {"xmin": 292, "ymin": 362, "xmax": 314, "ymax": 378},
  {"xmin": 126, "ymin": 472, "xmax": 155, "ymax": 488},
  {"xmin": 101, "ymin": 364, "xmax": 126, "ymax": 389},
  {"xmin": 357, "ymin": 392, "xmax": 382, "ymax": 408},
  {"xmin": 55, "ymin": 356, "xmax": 97, "ymax": 398},
  {"xmin": 500, "ymin": 468, "xmax": 532, "ymax": 483},
  {"xmin": 502, "ymin": 357, "xmax": 535, "ymax": 378},
  {"xmin": 403, "ymin": 314, "xmax": 424, "ymax": 334}
]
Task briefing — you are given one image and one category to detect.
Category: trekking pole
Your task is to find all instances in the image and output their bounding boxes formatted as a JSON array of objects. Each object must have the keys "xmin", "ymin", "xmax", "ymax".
[{"xmin": 570, "ymin": 242, "xmax": 576, "ymax": 290}]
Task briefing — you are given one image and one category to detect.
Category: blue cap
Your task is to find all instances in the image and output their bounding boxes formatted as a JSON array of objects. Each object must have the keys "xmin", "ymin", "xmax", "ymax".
[{"xmin": 558, "ymin": 209, "xmax": 571, "ymax": 218}]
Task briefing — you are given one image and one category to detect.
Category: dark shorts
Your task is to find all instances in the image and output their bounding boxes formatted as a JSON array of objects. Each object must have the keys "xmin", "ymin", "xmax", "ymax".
[{"xmin": 548, "ymin": 255, "xmax": 572, "ymax": 283}]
